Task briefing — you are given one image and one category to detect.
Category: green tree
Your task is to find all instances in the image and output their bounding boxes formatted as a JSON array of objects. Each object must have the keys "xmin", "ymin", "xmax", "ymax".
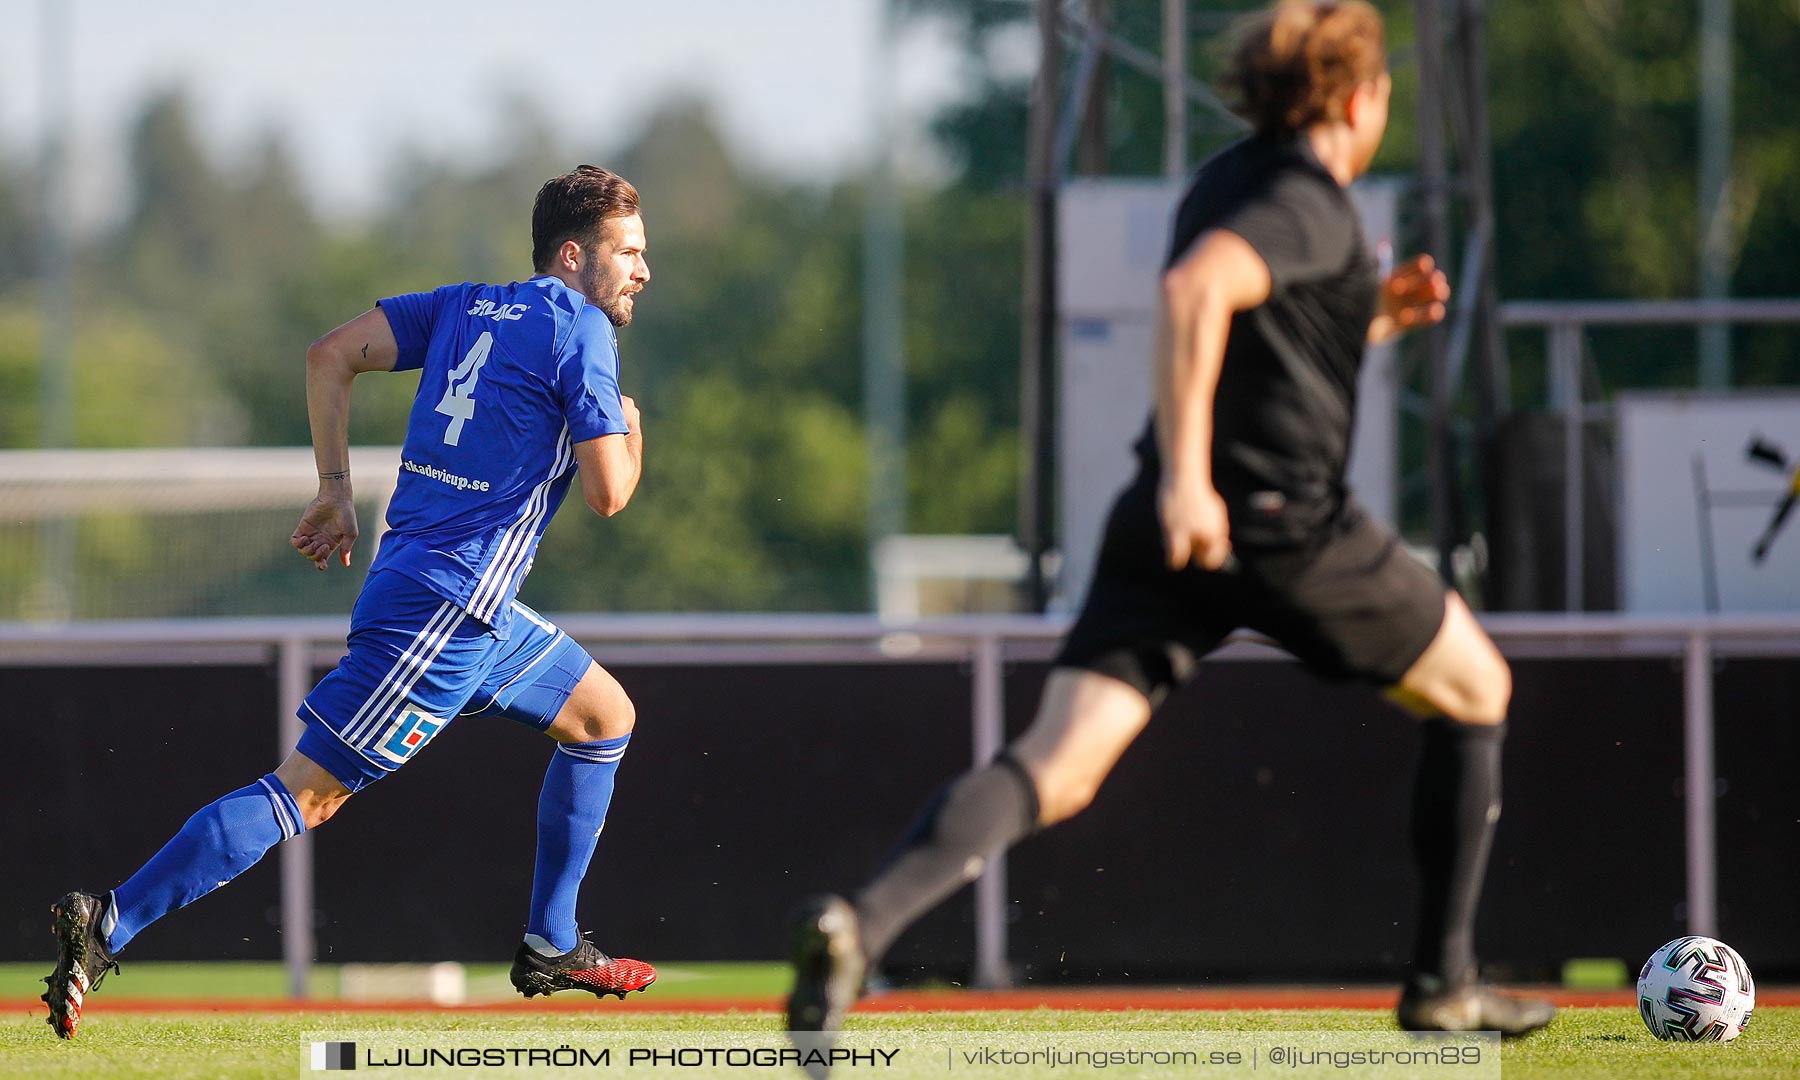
[
  {"xmin": 0, "ymin": 303, "xmax": 238, "ymax": 447},
  {"xmin": 107, "ymin": 89, "xmax": 326, "ymax": 445},
  {"xmin": 0, "ymin": 161, "xmax": 31, "ymax": 295},
  {"xmin": 1489, "ymin": 0, "xmax": 1800, "ymax": 391},
  {"xmin": 527, "ymin": 98, "xmax": 873, "ymax": 611}
]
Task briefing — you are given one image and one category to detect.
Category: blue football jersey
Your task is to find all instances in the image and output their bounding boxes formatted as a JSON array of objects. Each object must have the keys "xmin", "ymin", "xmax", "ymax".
[{"xmin": 369, "ymin": 276, "xmax": 629, "ymax": 636}]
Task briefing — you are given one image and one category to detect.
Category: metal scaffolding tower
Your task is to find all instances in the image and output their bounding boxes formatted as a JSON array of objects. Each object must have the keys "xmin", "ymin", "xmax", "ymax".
[
  {"xmin": 1020, "ymin": 0, "xmax": 1247, "ymax": 609},
  {"xmin": 1414, "ymin": 0, "xmax": 1507, "ymax": 581}
]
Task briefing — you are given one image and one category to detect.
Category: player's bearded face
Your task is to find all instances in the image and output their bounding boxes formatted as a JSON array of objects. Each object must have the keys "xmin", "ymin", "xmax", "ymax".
[{"xmin": 580, "ymin": 214, "xmax": 650, "ymax": 327}]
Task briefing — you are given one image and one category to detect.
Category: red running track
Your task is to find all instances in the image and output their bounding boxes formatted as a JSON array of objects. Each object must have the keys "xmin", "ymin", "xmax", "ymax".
[{"xmin": 6, "ymin": 986, "xmax": 1800, "ymax": 1016}]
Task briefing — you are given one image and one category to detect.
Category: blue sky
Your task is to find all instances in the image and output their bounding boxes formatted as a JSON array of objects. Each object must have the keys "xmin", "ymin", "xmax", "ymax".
[{"xmin": 1, "ymin": 0, "xmax": 985, "ymax": 222}]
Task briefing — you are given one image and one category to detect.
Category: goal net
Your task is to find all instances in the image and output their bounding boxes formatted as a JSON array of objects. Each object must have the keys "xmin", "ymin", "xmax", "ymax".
[{"xmin": 0, "ymin": 447, "xmax": 400, "ymax": 622}]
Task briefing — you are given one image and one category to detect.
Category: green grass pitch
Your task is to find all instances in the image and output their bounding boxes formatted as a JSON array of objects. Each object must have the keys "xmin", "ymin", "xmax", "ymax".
[
  {"xmin": 2, "ymin": 964, "xmax": 1792, "ymax": 1078},
  {"xmin": 0, "ymin": 961, "xmax": 792, "ymax": 1003}
]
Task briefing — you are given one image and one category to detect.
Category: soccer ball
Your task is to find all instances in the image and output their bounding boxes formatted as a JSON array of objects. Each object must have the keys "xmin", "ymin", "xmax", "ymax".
[{"xmin": 1637, "ymin": 936, "xmax": 1755, "ymax": 1042}]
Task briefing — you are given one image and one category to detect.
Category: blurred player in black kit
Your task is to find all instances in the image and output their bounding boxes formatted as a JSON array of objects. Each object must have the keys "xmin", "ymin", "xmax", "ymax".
[{"xmin": 787, "ymin": 0, "xmax": 1555, "ymax": 1055}]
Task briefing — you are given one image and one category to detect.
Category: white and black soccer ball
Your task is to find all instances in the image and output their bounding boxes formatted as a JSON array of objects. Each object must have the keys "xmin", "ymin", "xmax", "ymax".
[{"xmin": 1637, "ymin": 936, "xmax": 1755, "ymax": 1042}]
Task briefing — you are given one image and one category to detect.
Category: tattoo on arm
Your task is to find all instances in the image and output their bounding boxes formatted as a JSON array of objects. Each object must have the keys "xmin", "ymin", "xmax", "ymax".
[{"xmin": 360, "ymin": 343, "xmax": 369, "ymax": 359}]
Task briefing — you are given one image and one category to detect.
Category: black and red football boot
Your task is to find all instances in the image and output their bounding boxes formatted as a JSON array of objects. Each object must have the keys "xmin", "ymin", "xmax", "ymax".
[{"xmin": 509, "ymin": 934, "xmax": 655, "ymax": 1000}]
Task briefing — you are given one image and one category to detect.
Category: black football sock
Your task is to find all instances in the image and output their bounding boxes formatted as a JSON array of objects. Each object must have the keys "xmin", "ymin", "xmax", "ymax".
[
  {"xmin": 852, "ymin": 754, "xmax": 1041, "ymax": 962},
  {"xmin": 1409, "ymin": 717, "xmax": 1506, "ymax": 989}
]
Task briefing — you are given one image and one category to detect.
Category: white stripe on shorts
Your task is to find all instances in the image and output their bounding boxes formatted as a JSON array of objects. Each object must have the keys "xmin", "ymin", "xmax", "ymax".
[
  {"xmin": 340, "ymin": 601, "xmax": 463, "ymax": 747},
  {"xmin": 339, "ymin": 599, "xmax": 459, "ymax": 746},
  {"xmin": 511, "ymin": 600, "xmax": 558, "ymax": 635}
]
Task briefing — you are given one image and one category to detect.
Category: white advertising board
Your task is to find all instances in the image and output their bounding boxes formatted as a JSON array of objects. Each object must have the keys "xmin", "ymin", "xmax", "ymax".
[{"xmin": 1617, "ymin": 391, "xmax": 1800, "ymax": 612}]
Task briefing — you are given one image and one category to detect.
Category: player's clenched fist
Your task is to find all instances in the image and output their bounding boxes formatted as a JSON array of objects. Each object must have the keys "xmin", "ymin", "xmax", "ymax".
[
  {"xmin": 291, "ymin": 494, "xmax": 359, "ymax": 570},
  {"xmin": 620, "ymin": 394, "xmax": 641, "ymax": 434},
  {"xmin": 1158, "ymin": 476, "xmax": 1232, "ymax": 571},
  {"xmin": 1368, "ymin": 253, "xmax": 1450, "ymax": 345}
]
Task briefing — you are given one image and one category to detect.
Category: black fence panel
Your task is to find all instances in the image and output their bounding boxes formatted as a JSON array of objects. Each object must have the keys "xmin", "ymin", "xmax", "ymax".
[
  {"xmin": 4, "ymin": 665, "xmax": 284, "ymax": 963},
  {"xmin": 1713, "ymin": 658, "xmax": 1800, "ymax": 977},
  {"xmin": 310, "ymin": 660, "xmax": 974, "ymax": 964},
  {"xmin": 5, "ymin": 653, "xmax": 1794, "ymax": 981}
]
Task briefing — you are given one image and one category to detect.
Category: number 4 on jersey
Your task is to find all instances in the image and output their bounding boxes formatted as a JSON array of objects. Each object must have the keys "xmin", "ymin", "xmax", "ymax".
[{"xmin": 437, "ymin": 332, "xmax": 491, "ymax": 445}]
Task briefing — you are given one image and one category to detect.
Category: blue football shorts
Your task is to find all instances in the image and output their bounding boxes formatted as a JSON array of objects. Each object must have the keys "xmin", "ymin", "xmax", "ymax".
[{"xmin": 297, "ymin": 569, "xmax": 593, "ymax": 792}]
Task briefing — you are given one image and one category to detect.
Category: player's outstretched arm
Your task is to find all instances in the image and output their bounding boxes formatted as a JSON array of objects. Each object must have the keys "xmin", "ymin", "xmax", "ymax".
[
  {"xmin": 1155, "ymin": 228, "xmax": 1271, "ymax": 571},
  {"xmin": 291, "ymin": 308, "xmax": 401, "ymax": 570},
  {"xmin": 574, "ymin": 395, "xmax": 643, "ymax": 518}
]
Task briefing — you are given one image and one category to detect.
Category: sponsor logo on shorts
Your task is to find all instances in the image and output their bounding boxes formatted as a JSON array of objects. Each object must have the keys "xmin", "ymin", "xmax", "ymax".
[
  {"xmin": 1249, "ymin": 490, "xmax": 1287, "ymax": 515},
  {"xmin": 372, "ymin": 707, "xmax": 446, "ymax": 766}
]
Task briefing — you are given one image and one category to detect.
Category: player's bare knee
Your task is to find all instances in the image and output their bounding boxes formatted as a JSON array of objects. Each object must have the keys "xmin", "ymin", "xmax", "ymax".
[
  {"xmin": 1004, "ymin": 748, "xmax": 1080, "ymax": 826},
  {"xmin": 1449, "ymin": 655, "xmax": 1511, "ymax": 725},
  {"xmin": 1029, "ymin": 763, "xmax": 1102, "ymax": 826},
  {"xmin": 1038, "ymin": 779, "xmax": 1100, "ymax": 826},
  {"xmin": 1489, "ymin": 657, "xmax": 1514, "ymax": 716},
  {"xmin": 596, "ymin": 691, "xmax": 636, "ymax": 739},
  {"xmin": 556, "ymin": 691, "xmax": 634, "ymax": 743},
  {"xmin": 547, "ymin": 665, "xmax": 637, "ymax": 743}
]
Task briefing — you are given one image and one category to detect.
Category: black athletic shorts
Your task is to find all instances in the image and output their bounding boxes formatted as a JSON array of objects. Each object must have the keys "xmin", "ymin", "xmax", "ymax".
[{"xmin": 1055, "ymin": 471, "xmax": 1447, "ymax": 706}]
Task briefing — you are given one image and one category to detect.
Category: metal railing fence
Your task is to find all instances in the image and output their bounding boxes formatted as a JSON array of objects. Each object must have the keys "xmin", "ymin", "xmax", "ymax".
[{"xmin": 1497, "ymin": 299, "xmax": 1800, "ymax": 612}]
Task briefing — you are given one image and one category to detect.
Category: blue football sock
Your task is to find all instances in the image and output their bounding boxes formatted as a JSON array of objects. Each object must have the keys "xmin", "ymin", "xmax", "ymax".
[
  {"xmin": 527, "ymin": 734, "xmax": 630, "ymax": 953},
  {"xmin": 107, "ymin": 774, "xmax": 305, "ymax": 952}
]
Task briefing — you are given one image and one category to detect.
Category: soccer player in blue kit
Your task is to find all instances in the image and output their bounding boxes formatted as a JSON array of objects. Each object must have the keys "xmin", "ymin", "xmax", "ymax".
[{"xmin": 42, "ymin": 165, "xmax": 655, "ymax": 1038}]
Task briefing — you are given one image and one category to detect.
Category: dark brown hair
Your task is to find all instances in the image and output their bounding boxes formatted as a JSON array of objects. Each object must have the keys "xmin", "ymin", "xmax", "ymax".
[
  {"xmin": 531, "ymin": 165, "xmax": 641, "ymax": 272},
  {"xmin": 1221, "ymin": 1, "xmax": 1386, "ymax": 135}
]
